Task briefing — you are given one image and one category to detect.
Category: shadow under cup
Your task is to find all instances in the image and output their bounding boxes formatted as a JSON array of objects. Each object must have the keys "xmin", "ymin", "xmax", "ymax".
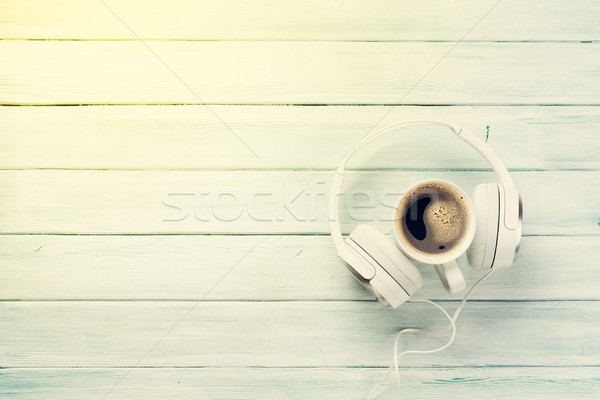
[{"xmin": 393, "ymin": 180, "xmax": 475, "ymax": 264}]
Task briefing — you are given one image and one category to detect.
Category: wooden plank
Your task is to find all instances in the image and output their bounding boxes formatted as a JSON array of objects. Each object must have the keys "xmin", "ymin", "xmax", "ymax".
[
  {"xmin": 1, "ymin": 105, "xmax": 599, "ymax": 170},
  {"xmin": 0, "ymin": 301, "xmax": 597, "ymax": 367},
  {"xmin": 1, "ymin": 367, "xmax": 598, "ymax": 400},
  {"xmin": 1, "ymin": 235, "xmax": 597, "ymax": 301},
  {"xmin": 1, "ymin": 0, "xmax": 598, "ymax": 41},
  {"xmin": 0, "ymin": 170, "xmax": 596, "ymax": 235},
  {"xmin": 1, "ymin": 41, "xmax": 598, "ymax": 105}
]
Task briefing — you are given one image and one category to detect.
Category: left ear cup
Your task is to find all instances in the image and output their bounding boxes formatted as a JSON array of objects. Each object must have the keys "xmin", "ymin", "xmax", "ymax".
[{"xmin": 345, "ymin": 224, "xmax": 423, "ymax": 307}]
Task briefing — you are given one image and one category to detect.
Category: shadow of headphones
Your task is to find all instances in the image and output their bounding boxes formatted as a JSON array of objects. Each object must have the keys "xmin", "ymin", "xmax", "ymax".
[{"xmin": 329, "ymin": 121, "xmax": 523, "ymax": 308}]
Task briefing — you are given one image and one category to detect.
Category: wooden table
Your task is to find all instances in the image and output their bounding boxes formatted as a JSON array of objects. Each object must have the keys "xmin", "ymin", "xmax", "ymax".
[{"xmin": 1, "ymin": 1, "xmax": 599, "ymax": 398}]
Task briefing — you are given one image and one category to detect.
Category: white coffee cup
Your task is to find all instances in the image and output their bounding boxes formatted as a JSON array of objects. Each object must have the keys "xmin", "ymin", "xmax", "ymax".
[{"xmin": 392, "ymin": 179, "xmax": 476, "ymax": 294}]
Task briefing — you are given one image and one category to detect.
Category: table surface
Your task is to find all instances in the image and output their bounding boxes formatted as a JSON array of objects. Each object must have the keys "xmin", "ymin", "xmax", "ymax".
[{"xmin": 1, "ymin": 1, "xmax": 599, "ymax": 399}]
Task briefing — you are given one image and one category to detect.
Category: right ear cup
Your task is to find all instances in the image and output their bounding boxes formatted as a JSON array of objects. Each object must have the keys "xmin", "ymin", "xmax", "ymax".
[
  {"xmin": 344, "ymin": 224, "xmax": 423, "ymax": 308},
  {"xmin": 467, "ymin": 183, "xmax": 500, "ymax": 268}
]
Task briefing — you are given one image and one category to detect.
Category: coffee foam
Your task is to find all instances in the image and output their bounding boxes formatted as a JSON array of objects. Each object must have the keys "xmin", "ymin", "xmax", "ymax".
[{"xmin": 395, "ymin": 182, "xmax": 471, "ymax": 260}]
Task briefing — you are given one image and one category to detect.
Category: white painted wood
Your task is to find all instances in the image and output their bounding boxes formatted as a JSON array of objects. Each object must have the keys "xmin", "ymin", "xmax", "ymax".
[
  {"xmin": 1, "ymin": 41, "xmax": 598, "ymax": 105},
  {"xmin": 1, "ymin": 367, "xmax": 598, "ymax": 400},
  {"xmin": 0, "ymin": 170, "xmax": 596, "ymax": 234},
  {"xmin": 0, "ymin": 235, "xmax": 597, "ymax": 301},
  {"xmin": 1, "ymin": 105, "xmax": 599, "ymax": 170},
  {"xmin": 1, "ymin": 1, "xmax": 596, "ymax": 398},
  {"xmin": 1, "ymin": 0, "xmax": 598, "ymax": 41},
  {"xmin": 0, "ymin": 301, "xmax": 597, "ymax": 367}
]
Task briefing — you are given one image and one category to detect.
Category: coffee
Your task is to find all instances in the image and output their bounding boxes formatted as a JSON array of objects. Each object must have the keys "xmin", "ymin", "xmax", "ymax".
[{"xmin": 395, "ymin": 182, "xmax": 471, "ymax": 260}]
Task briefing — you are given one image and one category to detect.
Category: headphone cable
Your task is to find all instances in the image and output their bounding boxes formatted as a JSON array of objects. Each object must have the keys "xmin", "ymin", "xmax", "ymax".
[{"xmin": 367, "ymin": 267, "xmax": 497, "ymax": 400}]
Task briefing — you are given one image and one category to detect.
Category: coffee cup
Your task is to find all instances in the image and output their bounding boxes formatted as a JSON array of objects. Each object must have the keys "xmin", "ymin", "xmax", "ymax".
[{"xmin": 393, "ymin": 179, "xmax": 476, "ymax": 293}]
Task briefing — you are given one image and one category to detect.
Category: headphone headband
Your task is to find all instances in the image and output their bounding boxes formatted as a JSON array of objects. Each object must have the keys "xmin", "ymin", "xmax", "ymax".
[{"xmin": 329, "ymin": 120, "xmax": 515, "ymax": 254}]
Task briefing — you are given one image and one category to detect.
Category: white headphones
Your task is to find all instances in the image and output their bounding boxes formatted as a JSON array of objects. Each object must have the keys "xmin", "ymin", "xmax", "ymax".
[{"xmin": 329, "ymin": 120, "xmax": 523, "ymax": 308}]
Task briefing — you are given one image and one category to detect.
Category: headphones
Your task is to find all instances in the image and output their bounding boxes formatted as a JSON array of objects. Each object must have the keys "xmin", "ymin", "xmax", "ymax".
[{"xmin": 329, "ymin": 120, "xmax": 523, "ymax": 308}]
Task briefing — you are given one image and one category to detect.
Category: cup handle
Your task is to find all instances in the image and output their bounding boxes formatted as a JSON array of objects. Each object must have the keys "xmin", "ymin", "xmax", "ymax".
[{"xmin": 434, "ymin": 261, "xmax": 466, "ymax": 294}]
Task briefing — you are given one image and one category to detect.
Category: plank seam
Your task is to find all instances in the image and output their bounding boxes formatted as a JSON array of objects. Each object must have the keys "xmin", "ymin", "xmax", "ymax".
[{"xmin": 2, "ymin": 365, "xmax": 599, "ymax": 370}]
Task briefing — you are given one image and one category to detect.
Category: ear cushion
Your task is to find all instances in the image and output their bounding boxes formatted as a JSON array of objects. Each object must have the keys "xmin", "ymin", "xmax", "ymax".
[
  {"xmin": 348, "ymin": 224, "xmax": 423, "ymax": 296},
  {"xmin": 467, "ymin": 183, "xmax": 500, "ymax": 268}
]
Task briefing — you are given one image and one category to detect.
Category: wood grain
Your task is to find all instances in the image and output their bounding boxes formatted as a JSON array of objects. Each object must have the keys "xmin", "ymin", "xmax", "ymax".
[
  {"xmin": 1, "ymin": 41, "xmax": 598, "ymax": 105},
  {"xmin": 0, "ymin": 170, "xmax": 596, "ymax": 235},
  {"xmin": 2, "ymin": 0, "xmax": 598, "ymax": 397},
  {"xmin": 0, "ymin": 235, "xmax": 597, "ymax": 301},
  {"xmin": 1, "ymin": 367, "xmax": 598, "ymax": 400},
  {"xmin": 1, "ymin": 105, "xmax": 599, "ymax": 170},
  {"xmin": 1, "ymin": 0, "xmax": 598, "ymax": 41},
  {"xmin": 0, "ymin": 301, "xmax": 597, "ymax": 367}
]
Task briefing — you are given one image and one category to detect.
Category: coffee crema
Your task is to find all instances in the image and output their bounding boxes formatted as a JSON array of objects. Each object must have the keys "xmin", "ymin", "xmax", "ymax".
[{"xmin": 395, "ymin": 182, "xmax": 471, "ymax": 259}]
